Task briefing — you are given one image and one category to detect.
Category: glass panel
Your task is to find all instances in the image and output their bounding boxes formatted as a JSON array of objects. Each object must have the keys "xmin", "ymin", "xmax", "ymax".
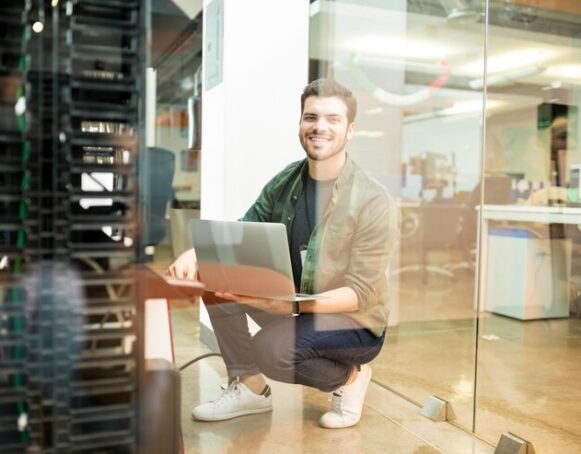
[
  {"xmin": 151, "ymin": 9, "xmax": 203, "ymax": 267},
  {"xmin": 0, "ymin": 1, "xmax": 147, "ymax": 450},
  {"xmin": 0, "ymin": 1, "xmax": 204, "ymax": 450},
  {"xmin": 477, "ymin": 0, "xmax": 581, "ymax": 451},
  {"xmin": 310, "ymin": 0, "xmax": 486, "ymax": 430}
]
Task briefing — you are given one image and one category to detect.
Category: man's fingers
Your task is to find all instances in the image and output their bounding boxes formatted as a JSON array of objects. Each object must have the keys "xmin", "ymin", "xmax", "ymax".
[{"xmin": 166, "ymin": 248, "xmax": 198, "ymax": 279}]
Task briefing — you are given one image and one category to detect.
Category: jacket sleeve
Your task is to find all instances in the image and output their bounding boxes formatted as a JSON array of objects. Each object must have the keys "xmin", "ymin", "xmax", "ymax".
[
  {"xmin": 342, "ymin": 192, "xmax": 400, "ymax": 311},
  {"xmin": 239, "ymin": 175, "xmax": 278, "ymax": 222}
]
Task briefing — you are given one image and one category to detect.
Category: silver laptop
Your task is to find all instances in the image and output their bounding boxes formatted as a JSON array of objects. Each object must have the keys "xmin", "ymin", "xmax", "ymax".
[{"xmin": 189, "ymin": 219, "xmax": 322, "ymax": 301}]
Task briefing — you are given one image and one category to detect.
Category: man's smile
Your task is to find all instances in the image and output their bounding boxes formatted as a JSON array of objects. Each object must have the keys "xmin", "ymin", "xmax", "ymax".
[{"xmin": 308, "ymin": 135, "xmax": 331, "ymax": 144}]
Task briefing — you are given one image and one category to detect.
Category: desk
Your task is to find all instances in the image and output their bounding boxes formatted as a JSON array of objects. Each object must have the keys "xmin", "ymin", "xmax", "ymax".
[
  {"xmin": 479, "ymin": 205, "xmax": 581, "ymax": 318},
  {"xmin": 479, "ymin": 204, "xmax": 581, "ymax": 224}
]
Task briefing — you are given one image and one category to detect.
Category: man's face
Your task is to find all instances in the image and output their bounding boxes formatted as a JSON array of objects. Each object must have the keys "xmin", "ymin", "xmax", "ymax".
[{"xmin": 298, "ymin": 96, "xmax": 354, "ymax": 162}]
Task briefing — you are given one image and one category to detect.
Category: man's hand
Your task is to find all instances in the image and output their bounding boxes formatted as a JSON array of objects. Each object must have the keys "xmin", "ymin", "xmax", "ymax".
[
  {"xmin": 215, "ymin": 292, "xmax": 292, "ymax": 316},
  {"xmin": 166, "ymin": 248, "xmax": 198, "ymax": 279}
]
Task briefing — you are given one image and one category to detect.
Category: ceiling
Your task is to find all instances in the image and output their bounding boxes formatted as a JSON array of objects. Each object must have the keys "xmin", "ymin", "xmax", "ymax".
[
  {"xmin": 151, "ymin": 0, "xmax": 203, "ymax": 103},
  {"xmin": 309, "ymin": 0, "xmax": 581, "ymax": 117},
  {"xmin": 151, "ymin": 0, "xmax": 203, "ymax": 68},
  {"xmin": 150, "ymin": 0, "xmax": 581, "ymax": 112}
]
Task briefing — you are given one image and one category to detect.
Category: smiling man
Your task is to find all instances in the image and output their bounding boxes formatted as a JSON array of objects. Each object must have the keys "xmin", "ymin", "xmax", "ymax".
[{"xmin": 168, "ymin": 78, "xmax": 399, "ymax": 429}]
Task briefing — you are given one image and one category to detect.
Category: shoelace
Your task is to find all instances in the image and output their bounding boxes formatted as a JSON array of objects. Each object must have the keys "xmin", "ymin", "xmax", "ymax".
[{"xmin": 213, "ymin": 382, "xmax": 242, "ymax": 408}]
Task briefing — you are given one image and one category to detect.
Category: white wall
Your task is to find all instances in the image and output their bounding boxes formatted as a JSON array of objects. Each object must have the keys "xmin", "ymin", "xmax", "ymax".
[
  {"xmin": 201, "ymin": 0, "xmax": 310, "ymax": 221},
  {"xmin": 199, "ymin": 0, "xmax": 309, "ymax": 338}
]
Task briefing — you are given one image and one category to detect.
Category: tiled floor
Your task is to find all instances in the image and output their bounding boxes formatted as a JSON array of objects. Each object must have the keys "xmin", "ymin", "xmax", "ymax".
[
  {"xmin": 380, "ymin": 270, "xmax": 581, "ymax": 453},
  {"xmin": 158, "ymin": 241, "xmax": 581, "ymax": 453},
  {"xmin": 169, "ymin": 301, "xmax": 494, "ymax": 454}
]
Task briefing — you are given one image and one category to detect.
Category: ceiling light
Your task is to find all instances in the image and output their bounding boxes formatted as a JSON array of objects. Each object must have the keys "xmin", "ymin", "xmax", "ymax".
[
  {"xmin": 353, "ymin": 130, "xmax": 385, "ymax": 139},
  {"xmin": 441, "ymin": 99, "xmax": 502, "ymax": 116},
  {"xmin": 469, "ymin": 66, "xmax": 546, "ymax": 90},
  {"xmin": 32, "ymin": 21, "xmax": 44, "ymax": 33},
  {"xmin": 347, "ymin": 37, "xmax": 453, "ymax": 61},
  {"xmin": 180, "ymin": 76, "xmax": 195, "ymax": 91},
  {"xmin": 365, "ymin": 107, "xmax": 383, "ymax": 116},
  {"xmin": 546, "ymin": 64, "xmax": 581, "ymax": 81},
  {"xmin": 458, "ymin": 49, "xmax": 554, "ymax": 77},
  {"xmin": 352, "ymin": 55, "xmax": 446, "ymax": 75}
]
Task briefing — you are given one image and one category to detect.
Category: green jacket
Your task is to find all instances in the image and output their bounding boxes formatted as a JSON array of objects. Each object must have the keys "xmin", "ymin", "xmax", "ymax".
[{"xmin": 241, "ymin": 156, "xmax": 400, "ymax": 336}]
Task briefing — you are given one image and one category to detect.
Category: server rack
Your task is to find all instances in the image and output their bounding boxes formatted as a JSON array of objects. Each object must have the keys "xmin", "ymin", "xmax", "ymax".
[
  {"xmin": 1, "ymin": 0, "xmax": 146, "ymax": 452},
  {"xmin": 0, "ymin": 0, "xmax": 33, "ymax": 450}
]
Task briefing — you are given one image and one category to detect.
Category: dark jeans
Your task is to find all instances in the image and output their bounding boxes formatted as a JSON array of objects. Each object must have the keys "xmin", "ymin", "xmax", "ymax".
[{"xmin": 203, "ymin": 293, "xmax": 385, "ymax": 392}]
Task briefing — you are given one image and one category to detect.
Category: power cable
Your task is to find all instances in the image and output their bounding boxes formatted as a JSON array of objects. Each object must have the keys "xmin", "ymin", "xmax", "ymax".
[{"xmin": 179, "ymin": 353, "xmax": 222, "ymax": 372}]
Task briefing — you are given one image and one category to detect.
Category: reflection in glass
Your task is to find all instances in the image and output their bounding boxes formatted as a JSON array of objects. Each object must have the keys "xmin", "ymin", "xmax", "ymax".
[
  {"xmin": 309, "ymin": 0, "xmax": 486, "ymax": 431},
  {"xmin": 477, "ymin": 1, "xmax": 581, "ymax": 451}
]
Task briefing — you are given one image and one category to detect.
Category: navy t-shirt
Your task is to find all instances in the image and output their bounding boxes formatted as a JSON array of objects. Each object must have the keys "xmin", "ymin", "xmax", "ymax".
[{"xmin": 290, "ymin": 174, "xmax": 335, "ymax": 290}]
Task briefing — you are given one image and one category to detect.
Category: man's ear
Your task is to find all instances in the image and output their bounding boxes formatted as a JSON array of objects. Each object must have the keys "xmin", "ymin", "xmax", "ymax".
[{"xmin": 346, "ymin": 122, "xmax": 354, "ymax": 140}]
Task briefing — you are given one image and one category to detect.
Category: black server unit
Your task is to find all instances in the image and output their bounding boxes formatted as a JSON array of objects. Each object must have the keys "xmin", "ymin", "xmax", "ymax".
[{"xmin": 1, "ymin": 0, "xmax": 146, "ymax": 452}]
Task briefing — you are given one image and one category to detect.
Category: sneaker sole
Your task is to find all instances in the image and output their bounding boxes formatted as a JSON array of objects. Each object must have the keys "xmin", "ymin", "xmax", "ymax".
[
  {"xmin": 318, "ymin": 417, "xmax": 362, "ymax": 429},
  {"xmin": 192, "ymin": 405, "xmax": 273, "ymax": 422}
]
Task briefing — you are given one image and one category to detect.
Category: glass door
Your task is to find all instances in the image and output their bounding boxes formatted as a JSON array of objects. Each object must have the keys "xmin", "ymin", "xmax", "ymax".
[
  {"xmin": 309, "ymin": 0, "xmax": 487, "ymax": 432},
  {"xmin": 476, "ymin": 0, "xmax": 581, "ymax": 451}
]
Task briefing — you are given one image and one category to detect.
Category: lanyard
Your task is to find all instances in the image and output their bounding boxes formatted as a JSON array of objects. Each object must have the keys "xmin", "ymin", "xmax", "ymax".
[{"xmin": 304, "ymin": 177, "xmax": 316, "ymax": 234}]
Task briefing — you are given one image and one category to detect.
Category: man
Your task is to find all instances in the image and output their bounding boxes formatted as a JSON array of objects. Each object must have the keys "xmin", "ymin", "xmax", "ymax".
[{"xmin": 168, "ymin": 78, "xmax": 399, "ymax": 429}]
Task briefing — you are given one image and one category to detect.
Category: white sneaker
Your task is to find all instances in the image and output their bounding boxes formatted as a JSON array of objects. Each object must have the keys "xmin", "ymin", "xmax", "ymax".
[
  {"xmin": 192, "ymin": 381, "xmax": 273, "ymax": 421},
  {"xmin": 318, "ymin": 364, "xmax": 372, "ymax": 429}
]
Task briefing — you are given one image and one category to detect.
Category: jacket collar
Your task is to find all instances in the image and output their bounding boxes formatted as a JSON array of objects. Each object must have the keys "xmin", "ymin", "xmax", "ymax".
[{"xmin": 301, "ymin": 154, "xmax": 354, "ymax": 188}]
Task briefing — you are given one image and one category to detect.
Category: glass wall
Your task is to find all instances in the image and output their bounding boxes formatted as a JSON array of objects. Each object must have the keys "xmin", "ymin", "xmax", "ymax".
[
  {"xmin": 311, "ymin": 0, "xmax": 581, "ymax": 450},
  {"xmin": 477, "ymin": 0, "xmax": 581, "ymax": 451},
  {"xmin": 149, "ymin": 3, "xmax": 203, "ymax": 267},
  {"xmin": 0, "ymin": 1, "xmax": 202, "ymax": 450},
  {"xmin": 0, "ymin": 1, "xmax": 148, "ymax": 450},
  {"xmin": 3, "ymin": 0, "xmax": 580, "ymax": 451},
  {"xmin": 310, "ymin": 0, "xmax": 486, "ymax": 431}
]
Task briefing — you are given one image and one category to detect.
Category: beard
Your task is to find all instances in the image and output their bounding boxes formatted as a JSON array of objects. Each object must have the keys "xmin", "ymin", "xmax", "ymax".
[{"xmin": 300, "ymin": 132, "xmax": 349, "ymax": 161}]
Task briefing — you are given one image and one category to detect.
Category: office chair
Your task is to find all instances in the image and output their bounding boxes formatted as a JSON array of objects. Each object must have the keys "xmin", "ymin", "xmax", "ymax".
[{"xmin": 139, "ymin": 147, "xmax": 176, "ymax": 260}]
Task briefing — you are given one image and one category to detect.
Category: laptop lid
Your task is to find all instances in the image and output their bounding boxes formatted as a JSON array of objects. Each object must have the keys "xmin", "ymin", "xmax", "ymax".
[{"xmin": 189, "ymin": 219, "xmax": 298, "ymax": 299}]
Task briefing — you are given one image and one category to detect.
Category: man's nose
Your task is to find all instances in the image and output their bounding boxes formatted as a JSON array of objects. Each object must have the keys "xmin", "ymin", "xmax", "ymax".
[{"xmin": 312, "ymin": 118, "xmax": 329, "ymax": 131}]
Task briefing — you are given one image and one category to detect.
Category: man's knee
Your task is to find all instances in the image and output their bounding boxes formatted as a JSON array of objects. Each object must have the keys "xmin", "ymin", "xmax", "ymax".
[{"xmin": 251, "ymin": 325, "xmax": 297, "ymax": 380}]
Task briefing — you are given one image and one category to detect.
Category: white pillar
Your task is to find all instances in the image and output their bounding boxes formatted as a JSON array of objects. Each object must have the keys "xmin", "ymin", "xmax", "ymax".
[
  {"xmin": 200, "ymin": 0, "xmax": 310, "ymax": 221},
  {"xmin": 198, "ymin": 0, "xmax": 309, "ymax": 341}
]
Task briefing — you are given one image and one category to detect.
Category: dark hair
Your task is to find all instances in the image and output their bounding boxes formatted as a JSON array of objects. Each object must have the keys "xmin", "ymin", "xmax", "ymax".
[{"xmin": 300, "ymin": 78, "xmax": 357, "ymax": 123}]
